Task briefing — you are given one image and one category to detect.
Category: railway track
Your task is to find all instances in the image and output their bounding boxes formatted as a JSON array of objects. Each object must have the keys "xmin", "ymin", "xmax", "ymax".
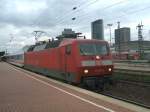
[
  {"xmin": 9, "ymin": 63, "xmax": 150, "ymax": 110},
  {"xmin": 99, "ymin": 92, "xmax": 150, "ymax": 109},
  {"xmin": 114, "ymin": 68, "xmax": 150, "ymax": 76},
  {"xmin": 117, "ymin": 80, "xmax": 150, "ymax": 88},
  {"xmin": 97, "ymin": 79, "xmax": 150, "ymax": 109},
  {"xmin": 82, "ymin": 82, "xmax": 150, "ymax": 109},
  {"xmin": 114, "ymin": 62, "xmax": 150, "ymax": 78}
]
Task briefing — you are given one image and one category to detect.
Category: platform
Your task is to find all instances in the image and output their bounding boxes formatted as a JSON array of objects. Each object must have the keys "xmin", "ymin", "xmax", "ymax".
[{"xmin": 0, "ymin": 62, "xmax": 149, "ymax": 112}]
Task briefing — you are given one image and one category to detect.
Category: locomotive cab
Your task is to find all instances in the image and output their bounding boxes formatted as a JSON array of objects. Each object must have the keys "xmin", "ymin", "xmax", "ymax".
[
  {"xmin": 63, "ymin": 39, "xmax": 113, "ymax": 88},
  {"xmin": 81, "ymin": 41, "xmax": 113, "ymax": 87}
]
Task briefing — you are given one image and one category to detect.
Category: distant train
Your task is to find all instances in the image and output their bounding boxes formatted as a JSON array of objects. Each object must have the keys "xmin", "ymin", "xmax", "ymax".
[
  {"xmin": 5, "ymin": 53, "xmax": 24, "ymax": 66},
  {"xmin": 5, "ymin": 32, "xmax": 114, "ymax": 89},
  {"xmin": 112, "ymin": 52, "xmax": 139, "ymax": 60}
]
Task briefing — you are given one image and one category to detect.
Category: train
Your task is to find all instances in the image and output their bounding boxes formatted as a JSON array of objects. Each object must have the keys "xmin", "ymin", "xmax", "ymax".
[
  {"xmin": 112, "ymin": 52, "xmax": 139, "ymax": 60},
  {"xmin": 5, "ymin": 30, "xmax": 114, "ymax": 89}
]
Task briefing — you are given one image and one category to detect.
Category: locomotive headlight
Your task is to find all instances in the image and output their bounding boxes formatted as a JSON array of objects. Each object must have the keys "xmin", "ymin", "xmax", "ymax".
[
  {"xmin": 108, "ymin": 68, "xmax": 112, "ymax": 72},
  {"xmin": 84, "ymin": 69, "xmax": 88, "ymax": 74},
  {"xmin": 96, "ymin": 55, "xmax": 100, "ymax": 59}
]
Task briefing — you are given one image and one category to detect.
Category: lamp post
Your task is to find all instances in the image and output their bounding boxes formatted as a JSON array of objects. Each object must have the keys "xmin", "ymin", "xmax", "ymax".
[
  {"xmin": 107, "ymin": 24, "xmax": 113, "ymax": 46},
  {"xmin": 136, "ymin": 22, "xmax": 144, "ymax": 59}
]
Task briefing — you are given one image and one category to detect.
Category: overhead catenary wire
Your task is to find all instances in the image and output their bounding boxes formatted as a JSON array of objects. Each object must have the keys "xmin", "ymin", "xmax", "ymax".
[
  {"xmin": 55, "ymin": 0, "xmax": 96, "ymax": 22},
  {"xmin": 75, "ymin": 5, "xmax": 150, "ymax": 32},
  {"xmin": 30, "ymin": 0, "xmax": 99, "ymax": 27},
  {"xmin": 28, "ymin": 0, "xmax": 87, "ymax": 39},
  {"xmin": 48, "ymin": 0, "xmax": 132, "ymax": 37},
  {"xmin": 30, "ymin": 0, "xmax": 100, "ymax": 30},
  {"xmin": 74, "ymin": 0, "xmax": 129, "ymax": 21},
  {"xmin": 28, "ymin": 0, "xmax": 150, "ymax": 40},
  {"xmin": 105, "ymin": 5, "xmax": 150, "ymax": 25},
  {"xmin": 55, "ymin": 0, "xmax": 90, "ymax": 17},
  {"xmin": 56, "ymin": 0, "xmax": 100, "ymax": 25},
  {"xmin": 58, "ymin": 0, "xmax": 130, "ymax": 26},
  {"xmin": 30, "ymin": 0, "xmax": 101, "ymax": 38},
  {"xmin": 30, "ymin": 0, "xmax": 129, "ymax": 37}
]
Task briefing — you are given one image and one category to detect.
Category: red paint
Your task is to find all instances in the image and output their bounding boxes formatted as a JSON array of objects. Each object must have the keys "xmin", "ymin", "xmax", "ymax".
[{"xmin": 10, "ymin": 39, "xmax": 114, "ymax": 84}]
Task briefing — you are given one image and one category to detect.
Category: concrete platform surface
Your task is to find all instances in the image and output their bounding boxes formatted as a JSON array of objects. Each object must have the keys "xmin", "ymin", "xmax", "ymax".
[{"xmin": 0, "ymin": 62, "xmax": 149, "ymax": 112}]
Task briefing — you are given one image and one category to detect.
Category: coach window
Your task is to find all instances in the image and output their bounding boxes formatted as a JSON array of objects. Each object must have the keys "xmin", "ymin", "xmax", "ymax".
[{"xmin": 66, "ymin": 45, "xmax": 71, "ymax": 55}]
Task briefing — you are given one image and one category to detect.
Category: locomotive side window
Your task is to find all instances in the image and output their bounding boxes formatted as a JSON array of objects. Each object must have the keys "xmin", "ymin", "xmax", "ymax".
[{"xmin": 66, "ymin": 45, "xmax": 71, "ymax": 55}]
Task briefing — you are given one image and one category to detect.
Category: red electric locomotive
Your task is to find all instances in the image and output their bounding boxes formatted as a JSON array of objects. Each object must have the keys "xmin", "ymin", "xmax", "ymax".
[{"xmin": 24, "ymin": 31, "xmax": 113, "ymax": 88}]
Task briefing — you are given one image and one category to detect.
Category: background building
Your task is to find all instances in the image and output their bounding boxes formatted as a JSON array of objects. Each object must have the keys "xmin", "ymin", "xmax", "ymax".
[
  {"xmin": 91, "ymin": 19, "xmax": 104, "ymax": 40},
  {"xmin": 113, "ymin": 26, "xmax": 150, "ymax": 60},
  {"xmin": 115, "ymin": 27, "xmax": 130, "ymax": 52}
]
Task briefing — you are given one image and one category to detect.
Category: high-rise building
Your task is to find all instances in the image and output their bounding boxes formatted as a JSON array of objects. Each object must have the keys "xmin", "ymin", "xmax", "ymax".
[
  {"xmin": 91, "ymin": 19, "xmax": 104, "ymax": 40},
  {"xmin": 115, "ymin": 27, "xmax": 130, "ymax": 51}
]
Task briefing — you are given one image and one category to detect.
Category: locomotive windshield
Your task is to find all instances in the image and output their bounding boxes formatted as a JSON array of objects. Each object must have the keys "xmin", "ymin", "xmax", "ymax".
[{"xmin": 79, "ymin": 43, "xmax": 108, "ymax": 55}]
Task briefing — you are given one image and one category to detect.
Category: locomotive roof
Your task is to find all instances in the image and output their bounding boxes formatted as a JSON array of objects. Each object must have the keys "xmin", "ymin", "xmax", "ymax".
[
  {"xmin": 26, "ymin": 39, "xmax": 107, "ymax": 52},
  {"xmin": 59, "ymin": 39, "xmax": 107, "ymax": 46},
  {"xmin": 26, "ymin": 40, "xmax": 61, "ymax": 52}
]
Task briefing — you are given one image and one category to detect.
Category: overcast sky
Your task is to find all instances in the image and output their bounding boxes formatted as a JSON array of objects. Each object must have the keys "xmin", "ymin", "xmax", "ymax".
[{"xmin": 0, "ymin": 0, "xmax": 150, "ymax": 53}]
